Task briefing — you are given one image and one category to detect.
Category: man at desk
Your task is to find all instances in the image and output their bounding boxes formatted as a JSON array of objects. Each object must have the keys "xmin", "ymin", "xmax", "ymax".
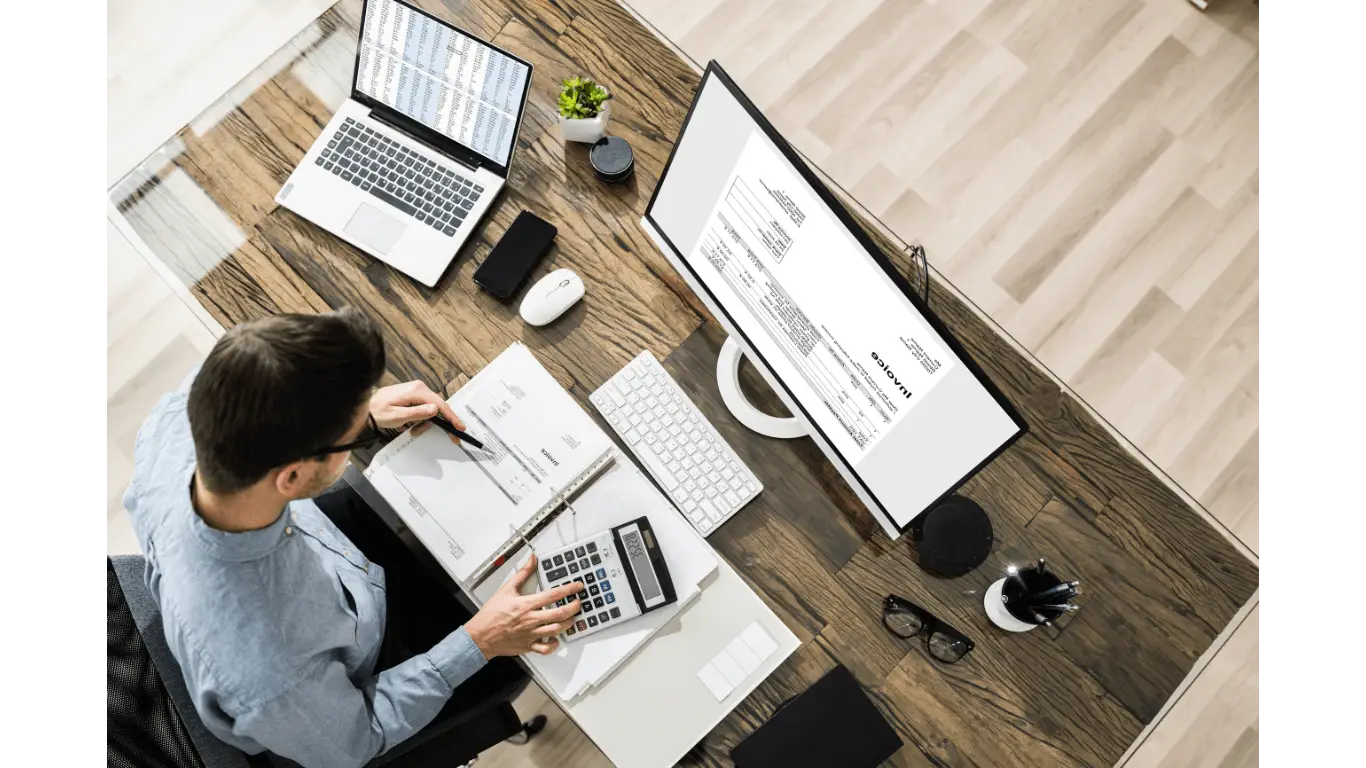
[{"xmin": 123, "ymin": 307, "xmax": 584, "ymax": 767}]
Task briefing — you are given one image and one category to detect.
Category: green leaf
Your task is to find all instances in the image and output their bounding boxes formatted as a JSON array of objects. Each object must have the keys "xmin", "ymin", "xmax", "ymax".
[{"xmin": 558, "ymin": 75, "xmax": 608, "ymax": 118}]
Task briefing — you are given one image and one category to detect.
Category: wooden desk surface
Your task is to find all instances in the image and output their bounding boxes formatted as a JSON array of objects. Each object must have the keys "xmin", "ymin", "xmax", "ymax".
[{"xmin": 109, "ymin": 0, "xmax": 1258, "ymax": 764}]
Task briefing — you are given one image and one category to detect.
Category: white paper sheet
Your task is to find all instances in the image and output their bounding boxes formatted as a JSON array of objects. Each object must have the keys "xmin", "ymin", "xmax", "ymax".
[
  {"xmin": 367, "ymin": 344, "xmax": 612, "ymax": 582},
  {"xmin": 695, "ymin": 621, "xmax": 781, "ymax": 702},
  {"xmin": 696, "ymin": 663, "xmax": 733, "ymax": 701},
  {"xmin": 724, "ymin": 636, "xmax": 762, "ymax": 675},
  {"xmin": 473, "ymin": 451, "xmax": 719, "ymax": 699}
]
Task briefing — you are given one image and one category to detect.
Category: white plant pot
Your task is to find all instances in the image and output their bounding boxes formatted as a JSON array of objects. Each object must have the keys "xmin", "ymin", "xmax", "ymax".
[{"xmin": 559, "ymin": 101, "xmax": 611, "ymax": 144}]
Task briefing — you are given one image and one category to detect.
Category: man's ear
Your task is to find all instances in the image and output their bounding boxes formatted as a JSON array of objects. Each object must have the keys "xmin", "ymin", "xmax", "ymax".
[{"xmin": 274, "ymin": 460, "xmax": 311, "ymax": 497}]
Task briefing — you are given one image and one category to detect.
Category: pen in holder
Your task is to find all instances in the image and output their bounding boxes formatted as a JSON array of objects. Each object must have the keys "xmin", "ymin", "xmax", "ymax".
[{"xmin": 984, "ymin": 560, "xmax": 1080, "ymax": 632}]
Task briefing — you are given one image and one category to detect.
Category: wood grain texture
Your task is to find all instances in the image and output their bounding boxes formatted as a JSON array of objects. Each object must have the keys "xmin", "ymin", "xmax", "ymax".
[
  {"xmin": 627, "ymin": 0, "xmax": 1261, "ymax": 561},
  {"xmin": 108, "ymin": 1, "xmax": 1258, "ymax": 765}
]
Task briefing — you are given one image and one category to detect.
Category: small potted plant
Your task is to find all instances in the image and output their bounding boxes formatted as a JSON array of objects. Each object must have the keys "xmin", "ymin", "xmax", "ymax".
[{"xmin": 557, "ymin": 76, "xmax": 612, "ymax": 143}]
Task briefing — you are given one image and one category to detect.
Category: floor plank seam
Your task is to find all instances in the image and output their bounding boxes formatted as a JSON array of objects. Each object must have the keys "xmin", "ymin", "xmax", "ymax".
[{"xmin": 1114, "ymin": 593, "xmax": 1258, "ymax": 768}]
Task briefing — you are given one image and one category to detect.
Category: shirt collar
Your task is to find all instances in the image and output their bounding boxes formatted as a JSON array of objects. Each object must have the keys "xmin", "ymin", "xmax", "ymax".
[{"xmin": 185, "ymin": 464, "xmax": 291, "ymax": 562}]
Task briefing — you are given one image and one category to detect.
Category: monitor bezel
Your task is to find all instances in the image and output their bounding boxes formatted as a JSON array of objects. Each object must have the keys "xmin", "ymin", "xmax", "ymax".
[
  {"xmin": 350, "ymin": 0, "xmax": 533, "ymax": 178},
  {"xmin": 643, "ymin": 62, "xmax": 1028, "ymax": 534}
]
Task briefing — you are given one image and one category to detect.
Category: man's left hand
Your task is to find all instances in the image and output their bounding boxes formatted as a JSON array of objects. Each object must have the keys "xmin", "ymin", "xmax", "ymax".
[{"xmin": 370, "ymin": 381, "xmax": 464, "ymax": 433}]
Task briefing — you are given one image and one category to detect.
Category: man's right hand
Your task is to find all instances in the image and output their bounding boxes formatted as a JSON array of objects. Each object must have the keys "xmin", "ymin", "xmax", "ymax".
[{"xmin": 466, "ymin": 555, "xmax": 583, "ymax": 657}]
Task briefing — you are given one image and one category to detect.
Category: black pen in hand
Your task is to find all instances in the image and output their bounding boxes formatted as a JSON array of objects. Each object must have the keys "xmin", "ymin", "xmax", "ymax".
[{"xmin": 430, "ymin": 414, "xmax": 485, "ymax": 450}]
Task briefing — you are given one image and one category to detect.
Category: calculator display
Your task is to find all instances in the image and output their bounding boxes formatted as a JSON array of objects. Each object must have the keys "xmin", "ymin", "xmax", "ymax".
[{"xmin": 622, "ymin": 529, "xmax": 662, "ymax": 603}]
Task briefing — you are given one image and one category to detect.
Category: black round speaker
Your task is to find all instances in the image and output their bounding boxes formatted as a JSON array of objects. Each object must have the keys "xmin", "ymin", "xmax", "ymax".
[
  {"xmin": 589, "ymin": 136, "xmax": 635, "ymax": 183},
  {"xmin": 910, "ymin": 495, "xmax": 993, "ymax": 577}
]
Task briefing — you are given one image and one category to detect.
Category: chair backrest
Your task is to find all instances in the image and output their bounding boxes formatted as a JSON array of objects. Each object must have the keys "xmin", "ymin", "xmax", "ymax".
[{"xmin": 108, "ymin": 555, "xmax": 254, "ymax": 768}]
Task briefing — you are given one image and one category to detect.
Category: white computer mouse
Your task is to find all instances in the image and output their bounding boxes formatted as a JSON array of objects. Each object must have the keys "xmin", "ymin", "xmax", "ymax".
[{"xmin": 519, "ymin": 268, "xmax": 585, "ymax": 326}]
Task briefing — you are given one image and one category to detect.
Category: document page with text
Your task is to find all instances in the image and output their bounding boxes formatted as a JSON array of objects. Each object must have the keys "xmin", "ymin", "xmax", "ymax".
[
  {"xmin": 689, "ymin": 132, "xmax": 956, "ymax": 460},
  {"xmin": 367, "ymin": 344, "xmax": 612, "ymax": 583}
]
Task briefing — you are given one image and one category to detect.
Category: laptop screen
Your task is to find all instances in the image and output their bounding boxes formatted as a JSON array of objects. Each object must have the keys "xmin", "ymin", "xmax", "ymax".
[{"xmin": 355, "ymin": 0, "xmax": 531, "ymax": 168}]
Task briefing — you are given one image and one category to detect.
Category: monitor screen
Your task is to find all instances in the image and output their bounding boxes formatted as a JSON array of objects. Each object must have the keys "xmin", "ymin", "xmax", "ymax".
[
  {"xmin": 355, "ymin": 0, "xmax": 531, "ymax": 168},
  {"xmin": 645, "ymin": 65, "xmax": 1025, "ymax": 536}
]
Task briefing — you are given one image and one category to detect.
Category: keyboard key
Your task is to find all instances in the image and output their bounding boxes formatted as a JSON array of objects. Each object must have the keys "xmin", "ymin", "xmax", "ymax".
[
  {"xmin": 609, "ymin": 607, "xmax": 620, "ymax": 618},
  {"xmin": 575, "ymin": 546, "xmax": 587, "ymax": 558},
  {"xmin": 590, "ymin": 554, "xmax": 601, "ymax": 565},
  {"xmin": 597, "ymin": 612, "xmax": 609, "ymax": 623},
  {"xmin": 596, "ymin": 568, "xmax": 606, "ymax": 579},
  {"xmin": 634, "ymin": 442, "xmax": 680, "ymax": 490},
  {"xmin": 315, "ymin": 157, "xmax": 325, "ymax": 166},
  {"xmin": 566, "ymin": 626, "xmax": 576, "ymax": 636},
  {"xmin": 545, "ymin": 567, "xmax": 567, "ymax": 581},
  {"xmin": 578, "ymin": 589, "xmax": 589, "ymax": 601},
  {"xmin": 341, "ymin": 171, "xmax": 354, "ymax": 182},
  {"xmin": 599, "ymin": 579, "xmax": 610, "ymax": 591},
  {"xmin": 584, "ymin": 573, "xmax": 595, "ymax": 585},
  {"xmin": 585, "ymin": 542, "xmax": 598, "ymax": 554},
  {"xmin": 587, "ymin": 615, "xmax": 598, "ymax": 628},
  {"xmin": 579, "ymin": 558, "xmax": 590, "ymax": 570},
  {"xmin": 460, "ymin": 199, "xmax": 474, "ymax": 210},
  {"xmin": 576, "ymin": 620, "xmax": 587, "ymax": 632},
  {"xmin": 604, "ymin": 592, "xmax": 616, "ymax": 604},
  {"xmin": 568, "ymin": 561, "xmax": 580, "ymax": 574},
  {"xmin": 474, "ymin": 184, "xmax": 484, "ymax": 192},
  {"xmin": 593, "ymin": 597, "xmax": 604, "ymax": 609},
  {"xmin": 589, "ymin": 585, "xmax": 600, "ymax": 596},
  {"xmin": 441, "ymin": 226, "xmax": 456, "ymax": 237},
  {"xmin": 553, "ymin": 554, "xmax": 563, "ymax": 566}
]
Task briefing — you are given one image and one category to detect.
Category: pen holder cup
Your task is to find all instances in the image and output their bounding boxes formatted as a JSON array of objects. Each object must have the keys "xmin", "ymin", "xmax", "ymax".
[{"xmin": 984, "ymin": 569, "xmax": 1065, "ymax": 632}]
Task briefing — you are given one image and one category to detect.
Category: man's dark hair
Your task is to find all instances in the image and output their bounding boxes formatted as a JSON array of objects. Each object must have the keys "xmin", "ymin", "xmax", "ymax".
[{"xmin": 188, "ymin": 307, "xmax": 386, "ymax": 494}]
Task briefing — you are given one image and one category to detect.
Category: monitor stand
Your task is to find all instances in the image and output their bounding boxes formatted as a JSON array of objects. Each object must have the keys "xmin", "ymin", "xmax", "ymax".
[{"xmin": 717, "ymin": 337, "xmax": 808, "ymax": 439}]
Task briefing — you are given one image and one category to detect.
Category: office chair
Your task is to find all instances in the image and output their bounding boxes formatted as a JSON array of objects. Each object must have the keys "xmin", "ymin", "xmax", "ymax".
[{"xmin": 108, "ymin": 556, "xmax": 542, "ymax": 768}]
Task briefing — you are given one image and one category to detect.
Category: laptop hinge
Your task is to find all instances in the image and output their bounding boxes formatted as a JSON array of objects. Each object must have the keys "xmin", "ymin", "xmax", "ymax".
[{"xmin": 369, "ymin": 109, "xmax": 482, "ymax": 173}]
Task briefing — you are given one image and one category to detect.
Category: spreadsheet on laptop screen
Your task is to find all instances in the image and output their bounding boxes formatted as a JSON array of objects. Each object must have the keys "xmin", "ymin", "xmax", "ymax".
[{"xmin": 355, "ymin": 0, "xmax": 530, "ymax": 166}]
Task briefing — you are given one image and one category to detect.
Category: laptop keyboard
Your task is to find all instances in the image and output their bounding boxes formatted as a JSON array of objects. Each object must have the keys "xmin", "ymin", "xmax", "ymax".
[{"xmin": 314, "ymin": 117, "xmax": 484, "ymax": 237}]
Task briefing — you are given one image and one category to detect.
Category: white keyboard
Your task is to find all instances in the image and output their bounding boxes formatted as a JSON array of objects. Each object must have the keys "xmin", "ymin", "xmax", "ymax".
[{"xmin": 590, "ymin": 351, "xmax": 762, "ymax": 535}]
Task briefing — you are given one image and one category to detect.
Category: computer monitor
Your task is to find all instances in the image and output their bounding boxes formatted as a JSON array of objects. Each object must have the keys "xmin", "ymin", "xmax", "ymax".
[{"xmin": 641, "ymin": 63, "xmax": 1026, "ymax": 539}]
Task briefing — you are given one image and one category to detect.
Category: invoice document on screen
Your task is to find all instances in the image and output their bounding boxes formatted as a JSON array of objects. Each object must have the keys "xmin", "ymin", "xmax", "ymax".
[{"xmin": 689, "ymin": 131, "xmax": 956, "ymax": 459}]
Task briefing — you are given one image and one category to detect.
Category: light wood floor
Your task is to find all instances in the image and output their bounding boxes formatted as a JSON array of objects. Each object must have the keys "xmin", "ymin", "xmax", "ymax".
[
  {"xmin": 108, "ymin": 0, "xmax": 1258, "ymax": 765},
  {"xmin": 629, "ymin": 0, "xmax": 1259, "ymax": 556}
]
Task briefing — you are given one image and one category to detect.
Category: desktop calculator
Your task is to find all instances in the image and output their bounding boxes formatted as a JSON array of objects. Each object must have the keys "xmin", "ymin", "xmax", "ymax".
[{"xmin": 537, "ymin": 516, "xmax": 678, "ymax": 641}]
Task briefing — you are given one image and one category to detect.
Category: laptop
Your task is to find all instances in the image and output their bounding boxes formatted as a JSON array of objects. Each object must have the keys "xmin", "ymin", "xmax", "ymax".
[{"xmin": 276, "ymin": 0, "xmax": 533, "ymax": 287}]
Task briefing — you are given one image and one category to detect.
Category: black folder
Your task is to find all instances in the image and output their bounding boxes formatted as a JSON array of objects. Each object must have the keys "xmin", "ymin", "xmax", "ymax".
[{"xmin": 730, "ymin": 665, "xmax": 903, "ymax": 767}]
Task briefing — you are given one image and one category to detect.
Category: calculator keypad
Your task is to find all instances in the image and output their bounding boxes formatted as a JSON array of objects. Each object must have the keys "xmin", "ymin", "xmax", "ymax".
[{"xmin": 536, "ymin": 530, "xmax": 642, "ymax": 642}]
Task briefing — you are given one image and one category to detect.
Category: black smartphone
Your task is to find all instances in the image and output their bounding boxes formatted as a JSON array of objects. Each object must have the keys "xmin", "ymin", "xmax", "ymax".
[{"xmin": 473, "ymin": 211, "xmax": 557, "ymax": 298}]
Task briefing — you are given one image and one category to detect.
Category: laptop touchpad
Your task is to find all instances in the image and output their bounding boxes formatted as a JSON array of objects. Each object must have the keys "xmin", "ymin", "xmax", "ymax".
[{"xmin": 344, "ymin": 203, "xmax": 405, "ymax": 254}]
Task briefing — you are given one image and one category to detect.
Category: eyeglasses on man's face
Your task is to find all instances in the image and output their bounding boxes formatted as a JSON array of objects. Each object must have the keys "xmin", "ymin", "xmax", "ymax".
[{"xmin": 295, "ymin": 413, "xmax": 386, "ymax": 464}]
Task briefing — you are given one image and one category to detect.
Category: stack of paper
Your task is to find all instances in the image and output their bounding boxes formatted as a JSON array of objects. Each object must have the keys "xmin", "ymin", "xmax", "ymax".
[
  {"xmin": 365, "ymin": 343, "xmax": 613, "ymax": 584},
  {"xmin": 365, "ymin": 343, "xmax": 719, "ymax": 700},
  {"xmin": 472, "ymin": 450, "xmax": 718, "ymax": 699}
]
